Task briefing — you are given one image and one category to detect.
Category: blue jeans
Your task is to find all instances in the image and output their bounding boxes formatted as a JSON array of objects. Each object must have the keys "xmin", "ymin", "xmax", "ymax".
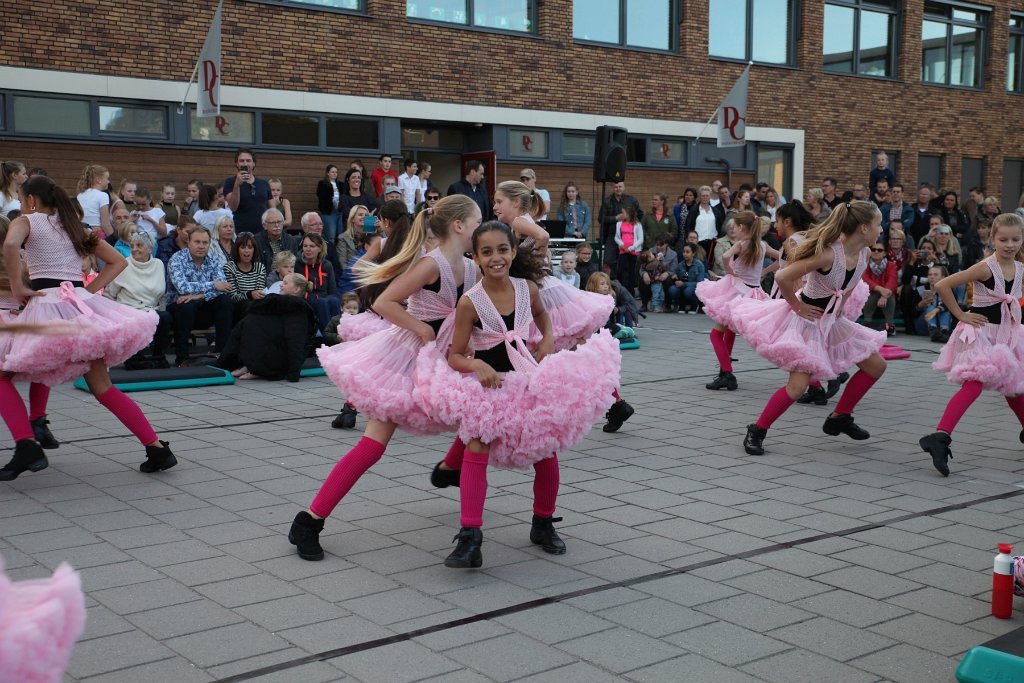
[
  {"xmin": 650, "ymin": 283, "xmax": 664, "ymax": 309},
  {"xmin": 322, "ymin": 212, "xmax": 341, "ymax": 244},
  {"xmin": 668, "ymin": 282, "xmax": 699, "ymax": 308},
  {"xmin": 915, "ymin": 301, "xmax": 951, "ymax": 335},
  {"xmin": 310, "ymin": 294, "xmax": 341, "ymax": 331}
]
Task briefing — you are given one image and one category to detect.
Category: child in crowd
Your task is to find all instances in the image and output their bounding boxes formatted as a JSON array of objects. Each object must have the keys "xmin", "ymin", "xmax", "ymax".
[
  {"xmin": 614, "ymin": 203, "xmax": 643, "ymax": 294},
  {"xmin": 554, "ymin": 251, "xmax": 579, "ymax": 288},
  {"xmin": 268, "ymin": 178, "xmax": 293, "ymax": 231},
  {"xmin": 920, "ymin": 265, "xmax": 952, "ymax": 341},
  {"xmin": 731, "ymin": 201, "xmax": 887, "ymax": 456},
  {"xmin": 640, "ymin": 234, "xmax": 677, "ymax": 312},
  {"xmin": 921, "ymin": 213, "xmax": 1024, "ymax": 476},
  {"xmin": 181, "ymin": 179, "xmax": 202, "ymax": 219},
  {"xmin": 574, "ymin": 243, "xmax": 599, "ymax": 290},
  {"xmin": 696, "ymin": 210, "xmax": 780, "ymax": 391},
  {"xmin": 324, "ymin": 292, "xmax": 364, "ymax": 429},
  {"xmin": 264, "ymin": 250, "xmax": 296, "ymax": 293},
  {"xmin": 132, "ymin": 188, "xmax": 167, "ymax": 244},
  {"xmin": 75, "ymin": 164, "xmax": 112, "ymax": 235},
  {"xmin": 161, "ymin": 184, "xmax": 179, "ymax": 228},
  {"xmin": 111, "ymin": 221, "xmax": 137, "ymax": 259},
  {"xmin": 668, "ymin": 242, "xmax": 706, "ymax": 313},
  {"xmin": 415, "ymin": 221, "xmax": 619, "ymax": 568}
]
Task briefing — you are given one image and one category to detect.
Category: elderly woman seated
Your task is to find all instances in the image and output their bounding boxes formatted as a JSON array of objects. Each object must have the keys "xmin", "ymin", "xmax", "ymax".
[{"xmin": 103, "ymin": 231, "xmax": 171, "ymax": 368}]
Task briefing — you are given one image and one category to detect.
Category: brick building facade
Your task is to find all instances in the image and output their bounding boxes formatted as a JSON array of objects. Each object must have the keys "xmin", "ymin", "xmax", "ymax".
[{"xmin": 2, "ymin": 0, "xmax": 1022, "ymax": 232}]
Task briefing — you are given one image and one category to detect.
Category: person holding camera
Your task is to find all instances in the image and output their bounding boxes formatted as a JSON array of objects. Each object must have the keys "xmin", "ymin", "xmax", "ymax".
[{"xmin": 224, "ymin": 148, "xmax": 271, "ymax": 234}]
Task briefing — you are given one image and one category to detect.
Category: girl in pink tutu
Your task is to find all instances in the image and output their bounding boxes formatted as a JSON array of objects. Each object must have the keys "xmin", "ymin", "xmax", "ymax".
[
  {"xmin": 416, "ymin": 221, "xmax": 619, "ymax": 568},
  {"xmin": 289, "ymin": 195, "xmax": 481, "ymax": 561},
  {"xmin": 696, "ymin": 210, "xmax": 780, "ymax": 391},
  {"xmin": 0, "ymin": 176, "xmax": 175, "ymax": 479},
  {"xmin": 920, "ymin": 213, "xmax": 1024, "ymax": 477},
  {"xmin": 733, "ymin": 201, "xmax": 888, "ymax": 455}
]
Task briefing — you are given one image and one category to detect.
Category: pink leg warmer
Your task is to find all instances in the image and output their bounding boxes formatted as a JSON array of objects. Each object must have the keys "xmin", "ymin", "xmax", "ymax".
[
  {"xmin": 936, "ymin": 381, "xmax": 984, "ymax": 434},
  {"xmin": 833, "ymin": 371, "xmax": 879, "ymax": 415},
  {"xmin": 612, "ymin": 388, "xmax": 621, "ymax": 401},
  {"xmin": 1006, "ymin": 394, "xmax": 1024, "ymax": 427},
  {"xmin": 309, "ymin": 436, "xmax": 386, "ymax": 519},
  {"xmin": 723, "ymin": 328, "xmax": 737, "ymax": 355},
  {"xmin": 443, "ymin": 436, "xmax": 466, "ymax": 469},
  {"xmin": 532, "ymin": 454, "xmax": 559, "ymax": 518},
  {"xmin": 809, "ymin": 381, "xmax": 822, "ymax": 388},
  {"xmin": 28, "ymin": 383, "xmax": 50, "ymax": 421},
  {"xmin": 710, "ymin": 329, "xmax": 733, "ymax": 372},
  {"xmin": 756, "ymin": 387, "xmax": 795, "ymax": 430},
  {"xmin": 96, "ymin": 386, "xmax": 158, "ymax": 445},
  {"xmin": 459, "ymin": 449, "xmax": 490, "ymax": 528},
  {"xmin": 0, "ymin": 376, "xmax": 33, "ymax": 442}
]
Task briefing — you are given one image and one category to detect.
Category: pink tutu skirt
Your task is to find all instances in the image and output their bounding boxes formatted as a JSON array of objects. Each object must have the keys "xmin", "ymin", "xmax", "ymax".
[
  {"xmin": 732, "ymin": 297, "xmax": 886, "ymax": 380},
  {"xmin": 413, "ymin": 329, "xmax": 620, "ymax": 470},
  {"xmin": 696, "ymin": 275, "xmax": 768, "ymax": 329},
  {"xmin": 538, "ymin": 276, "xmax": 614, "ymax": 351},
  {"xmin": 336, "ymin": 311, "xmax": 390, "ymax": 342},
  {"xmin": 842, "ymin": 280, "xmax": 870, "ymax": 321},
  {"xmin": 317, "ymin": 325, "xmax": 453, "ymax": 435},
  {"xmin": 933, "ymin": 324, "xmax": 1024, "ymax": 396},
  {"xmin": 0, "ymin": 286, "xmax": 157, "ymax": 386}
]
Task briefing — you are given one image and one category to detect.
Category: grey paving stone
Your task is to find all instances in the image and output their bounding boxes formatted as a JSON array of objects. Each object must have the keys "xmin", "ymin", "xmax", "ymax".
[
  {"xmin": 666, "ymin": 620, "xmax": 790, "ymax": 665},
  {"xmin": 77, "ymin": 560, "xmax": 164, "ymax": 591},
  {"xmin": 634, "ymin": 572, "xmax": 743, "ymax": 607},
  {"xmin": 296, "ymin": 567, "xmax": 400, "ymax": 603},
  {"xmin": 557, "ymin": 626, "xmax": 686, "ymax": 674},
  {"xmin": 239, "ymin": 661, "xmax": 348, "ymax": 683},
  {"xmin": 792, "ymin": 589, "xmax": 913, "ymax": 628},
  {"xmin": 79, "ymin": 604, "xmax": 135, "ymax": 642},
  {"xmin": 725, "ymin": 568, "xmax": 832, "ymax": 603},
  {"xmin": 850, "ymin": 643, "xmax": 960, "ymax": 683},
  {"xmin": 341, "ymin": 586, "xmax": 454, "ymax": 625},
  {"xmin": 164, "ymin": 622, "xmax": 293, "ymax": 668},
  {"xmin": 626, "ymin": 653, "xmax": 764, "ymax": 683},
  {"xmin": 513, "ymin": 661, "xmax": 626, "ymax": 683},
  {"xmin": 696, "ymin": 594, "xmax": 815, "ymax": 632},
  {"xmin": 332, "ymin": 640, "xmax": 461, "ymax": 683},
  {"xmin": 886, "ymin": 587, "xmax": 992, "ymax": 625},
  {"xmin": 768, "ymin": 615, "xmax": 897, "ymax": 661},
  {"xmin": 740, "ymin": 647, "xmax": 879, "ymax": 683},
  {"xmin": 815, "ymin": 565, "xmax": 923, "ymax": 599},
  {"xmin": 65, "ymin": 630, "xmax": 178, "ymax": 679},
  {"xmin": 598, "ymin": 597, "xmax": 716, "ymax": 637},
  {"xmin": 75, "ymin": 657, "xmax": 214, "ymax": 683},
  {"xmin": 750, "ymin": 547, "xmax": 851, "ymax": 577},
  {"xmin": 446, "ymin": 632, "xmax": 579, "ymax": 682},
  {"xmin": 127, "ymin": 599, "xmax": 246, "ymax": 640},
  {"xmin": 279, "ymin": 615, "xmax": 394, "ymax": 653},
  {"xmin": 870, "ymin": 612, "xmax": 993, "ymax": 656},
  {"xmin": 195, "ymin": 573, "xmax": 302, "ymax": 608},
  {"xmin": 91, "ymin": 577, "xmax": 202, "ymax": 615}
]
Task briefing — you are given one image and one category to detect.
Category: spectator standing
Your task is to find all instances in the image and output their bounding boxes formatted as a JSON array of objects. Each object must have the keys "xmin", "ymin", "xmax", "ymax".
[
  {"xmin": 938, "ymin": 191, "xmax": 970, "ymax": 242},
  {"xmin": 369, "ymin": 154, "xmax": 399, "ymax": 198},
  {"xmin": 718, "ymin": 186, "xmax": 733, "ymax": 212},
  {"xmin": 117, "ymin": 179, "xmax": 137, "ymax": 213},
  {"xmin": 181, "ymin": 179, "xmax": 202, "ymax": 219},
  {"xmin": 803, "ymin": 188, "xmax": 832, "ymax": 223},
  {"xmin": 641, "ymin": 192, "xmax": 675, "ymax": 249},
  {"xmin": 298, "ymin": 233, "xmax": 339, "ymax": 330},
  {"xmin": 447, "ymin": 160, "xmax": 491, "ymax": 221},
  {"xmin": 76, "ymin": 165, "xmax": 112, "ymax": 234},
  {"xmin": 674, "ymin": 188, "xmax": 697, "ymax": 237},
  {"xmin": 316, "ymin": 165, "xmax": 345, "ymax": 243},
  {"xmin": 194, "ymin": 184, "xmax": 233, "ymax": 237},
  {"xmin": 254, "ymin": 208, "xmax": 299, "ymax": 272},
  {"xmin": 519, "ymin": 169, "xmax": 550, "ymax": 221},
  {"xmin": 0, "ymin": 161, "xmax": 27, "ymax": 217},
  {"xmin": 397, "ymin": 159, "xmax": 420, "ymax": 214},
  {"xmin": 751, "ymin": 182, "xmax": 769, "ymax": 215},
  {"xmin": 557, "ymin": 182, "xmax": 590, "ymax": 239},
  {"xmin": 600, "ymin": 181, "xmax": 642, "ymax": 269},
  {"xmin": 910, "ymin": 186, "xmax": 933, "ymax": 244},
  {"xmin": 160, "ymin": 185, "xmax": 179, "ymax": 229},
  {"xmin": 337, "ymin": 205, "xmax": 370, "ymax": 275},
  {"xmin": 880, "ymin": 184, "xmax": 914, "ymax": 236},
  {"xmin": 851, "ymin": 183, "xmax": 869, "ymax": 202},
  {"xmin": 165, "ymin": 227, "xmax": 234, "ymax": 366},
  {"xmin": 614, "ymin": 202, "xmax": 643, "ymax": 293},
  {"xmin": 337, "ymin": 168, "xmax": 377, "ymax": 223},
  {"xmin": 862, "ymin": 240, "xmax": 898, "ymax": 335},
  {"xmin": 416, "ymin": 187, "xmax": 441, "ymax": 215},
  {"xmin": 872, "ymin": 179, "xmax": 891, "ymax": 208},
  {"xmin": 869, "ymin": 152, "xmax": 896, "ymax": 195},
  {"xmin": 131, "ymin": 188, "xmax": 167, "ymax": 245},
  {"xmin": 684, "ymin": 185, "xmax": 725, "ymax": 259},
  {"xmin": 224, "ymin": 148, "xmax": 271, "ymax": 234},
  {"xmin": 417, "ymin": 162, "xmax": 432, "ymax": 205},
  {"xmin": 761, "ymin": 188, "xmax": 781, "ymax": 223},
  {"xmin": 267, "ymin": 178, "xmax": 293, "ymax": 232},
  {"xmin": 821, "ymin": 177, "xmax": 841, "ymax": 209}
]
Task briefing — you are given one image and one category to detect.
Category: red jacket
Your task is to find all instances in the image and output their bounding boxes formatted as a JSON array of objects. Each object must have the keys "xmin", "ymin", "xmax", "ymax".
[
  {"xmin": 370, "ymin": 168, "xmax": 399, "ymax": 198},
  {"xmin": 862, "ymin": 260, "xmax": 898, "ymax": 292}
]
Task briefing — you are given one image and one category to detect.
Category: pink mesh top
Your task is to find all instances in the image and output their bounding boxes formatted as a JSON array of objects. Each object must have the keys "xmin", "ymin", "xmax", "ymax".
[
  {"xmin": 964, "ymin": 255, "xmax": 1023, "ymax": 345},
  {"xmin": 731, "ymin": 240, "xmax": 769, "ymax": 287},
  {"xmin": 466, "ymin": 277, "xmax": 537, "ymax": 373},
  {"xmin": 23, "ymin": 213, "xmax": 85, "ymax": 283},
  {"xmin": 799, "ymin": 243, "xmax": 868, "ymax": 328},
  {"xmin": 406, "ymin": 248, "xmax": 477, "ymax": 350}
]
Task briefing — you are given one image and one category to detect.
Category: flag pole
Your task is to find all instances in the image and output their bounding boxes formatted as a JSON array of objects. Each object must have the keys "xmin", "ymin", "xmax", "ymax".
[
  {"xmin": 179, "ymin": 0, "xmax": 224, "ymax": 113},
  {"xmin": 695, "ymin": 61, "xmax": 753, "ymax": 142}
]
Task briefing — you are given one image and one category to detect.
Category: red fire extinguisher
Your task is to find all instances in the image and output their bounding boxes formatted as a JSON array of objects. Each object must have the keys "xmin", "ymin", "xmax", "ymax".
[{"xmin": 993, "ymin": 543, "xmax": 1014, "ymax": 619}]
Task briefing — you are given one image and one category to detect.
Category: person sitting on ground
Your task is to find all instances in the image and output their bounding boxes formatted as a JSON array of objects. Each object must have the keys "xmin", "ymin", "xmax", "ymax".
[
  {"xmin": 553, "ymin": 251, "xmax": 580, "ymax": 288},
  {"xmin": 216, "ymin": 273, "xmax": 316, "ymax": 382},
  {"xmin": 917, "ymin": 264, "xmax": 952, "ymax": 341},
  {"xmin": 574, "ymin": 243, "xmax": 598, "ymax": 290},
  {"xmin": 668, "ymin": 242, "xmax": 707, "ymax": 313},
  {"xmin": 639, "ymin": 234, "xmax": 677, "ymax": 312},
  {"xmin": 103, "ymin": 231, "xmax": 171, "ymax": 367}
]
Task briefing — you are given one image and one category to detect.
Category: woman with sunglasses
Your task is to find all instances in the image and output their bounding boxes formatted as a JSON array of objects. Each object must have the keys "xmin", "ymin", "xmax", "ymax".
[
  {"xmin": 862, "ymin": 240, "xmax": 898, "ymax": 336},
  {"xmin": 416, "ymin": 189, "xmax": 442, "ymax": 215}
]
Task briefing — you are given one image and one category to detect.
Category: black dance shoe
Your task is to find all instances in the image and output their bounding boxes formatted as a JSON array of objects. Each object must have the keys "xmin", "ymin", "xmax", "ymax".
[
  {"xmin": 823, "ymin": 413, "xmax": 870, "ymax": 440},
  {"xmin": 445, "ymin": 527, "xmax": 483, "ymax": 568},
  {"xmin": 288, "ymin": 511, "xmax": 325, "ymax": 561},
  {"xmin": 706, "ymin": 371, "xmax": 738, "ymax": 391},
  {"xmin": 919, "ymin": 432, "xmax": 953, "ymax": 477},
  {"xmin": 743, "ymin": 424, "xmax": 767, "ymax": 456},
  {"xmin": 0, "ymin": 440, "xmax": 48, "ymax": 481},
  {"xmin": 530, "ymin": 515, "xmax": 566, "ymax": 555}
]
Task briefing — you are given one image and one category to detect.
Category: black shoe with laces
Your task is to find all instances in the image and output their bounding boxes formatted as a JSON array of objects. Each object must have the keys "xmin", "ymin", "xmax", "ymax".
[
  {"xmin": 0, "ymin": 440, "xmax": 48, "ymax": 481},
  {"xmin": 445, "ymin": 527, "xmax": 483, "ymax": 568},
  {"xmin": 288, "ymin": 511, "xmax": 325, "ymax": 561},
  {"xmin": 331, "ymin": 404, "xmax": 358, "ymax": 429},
  {"xmin": 824, "ymin": 372, "xmax": 849, "ymax": 399},
  {"xmin": 919, "ymin": 431, "xmax": 953, "ymax": 477},
  {"xmin": 796, "ymin": 386, "xmax": 828, "ymax": 406},
  {"xmin": 743, "ymin": 424, "xmax": 767, "ymax": 455},
  {"xmin": 140, "ymin": 440, "xmax": 177, "ymax": 473},
  {"xmin": 706, "ymin": 371, "xmax": 738, "ymax": 391},
  {"xmin": 31, "ymin": 416, "xmax": 59, "ymax": 449},
  {"xmin": 602, "ymin": 399, "xmax": 635, "ymax": 433},
  {"xmin": 430, "ymin": 461, "xmax": 461, "ymax": 488},
  {"xmin": 823, "ymin": 413, "xmax": 870, "ymax": 440},
  {"xmin": 530, "ymin": 515, "xmax": 566, "ymax": 554}
]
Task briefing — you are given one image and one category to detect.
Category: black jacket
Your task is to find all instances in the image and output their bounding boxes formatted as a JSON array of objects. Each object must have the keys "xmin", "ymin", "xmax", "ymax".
[
  {"xmin": 216, "ymin": 294, "xmax": 316, "ymax": 382},
  {"xmin": 255, "ymin": 232, "xmax": 300, "ymax": 272},
  {"xmin": 599, "ymin": 193, "xmax": 642, "ymax": 244},
  {"xmin": 447, "ymin": 179, "xmax": 492, "ymax": 221},
  {"xmin": 683, "ymin": 203, "xmax": 727, "ymax": 239},
  {"xmin": 316, "ymin": 179, "xmax": 343, "ymax": 216}
]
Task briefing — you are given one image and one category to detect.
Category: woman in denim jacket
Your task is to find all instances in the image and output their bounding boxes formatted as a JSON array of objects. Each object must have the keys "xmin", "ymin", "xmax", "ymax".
[
  {"xmin": 668, "ymin": 243, "xmax": 707, "ymax": 313},
  {"xmin": 556, "ymin": 182, "xmax": 591, "ymax": 239}
]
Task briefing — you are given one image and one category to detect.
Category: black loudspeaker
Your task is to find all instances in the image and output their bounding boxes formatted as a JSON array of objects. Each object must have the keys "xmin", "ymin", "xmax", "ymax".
[{"xmin": 593, "ymin": 125, "xmax": 627, "ymax": 183}]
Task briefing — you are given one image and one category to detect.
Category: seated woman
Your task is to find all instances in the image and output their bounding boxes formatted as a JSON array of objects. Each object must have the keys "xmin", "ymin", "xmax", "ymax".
[
  {"xmin": 297, "ymin": 233, "xmax": 339, "ymax": 330},
  {"xmin": 103, "ymin": 231, "xmax": 171, "ymax": 367},
  {"xmin": 213, "ymin": 215, "xmax": 236, "ymax": 262},
  {"xmin": 336, "ymin": 204, "xmax": 370, "ymax": 277},
  {"xmin": 224, "ymin": 232, "xmax": 268, "ymax": 324},
  {"xmin": 216, "ymin": 273, "xmax": 316, "ymax": 382}
]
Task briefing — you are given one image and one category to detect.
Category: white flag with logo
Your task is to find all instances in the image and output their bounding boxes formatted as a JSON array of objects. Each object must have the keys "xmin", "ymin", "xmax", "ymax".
[
  {"xmin": 717, "ymin": 64, "xmax": 751, "ymax": 148},
  {"xmin": 196, "ymin": 2, "xmax": 222, "ymax": 118}
]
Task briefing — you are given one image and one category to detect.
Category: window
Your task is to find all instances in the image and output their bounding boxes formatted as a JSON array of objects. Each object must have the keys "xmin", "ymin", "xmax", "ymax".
[
  {"xmin": 1010, "ymin": 15, "xmax": 1024, "ymax": 92},
  {"xmin": 508, "ymin": 129, "xmax": 548, "ymax": 158},
  {"xmin": 710, "ymin": 0, "xmax": 792, "ymax": 64},
  {"xmin": 823, "ymin": 0, "xmax": 898, "ymax": 77},
  {"xmin": 626, "ymin": 137, "xmax": 647, "ymax": 163},
  {"xmin": 1004, "ymin": 159, "xmax": 1024, "ymax": 211},
  {"xmin": 327, "ymin": 117, "xmax": 379, "ymax": 149},
  {"xmin": 189, "ymin": 108, "xmax": 255, "ymax": 144},
  {"xmin": 99, "ymin": 105, "xmax": 167, "ymax": 137},
  {"xmin": 649, "ymin": 139, "xmax": 686, "ymax": 164},
  {"xmin": 13, "ymin": 96, "xmax": 90, "ymax": 136},
  {"xmin": 262, "ymin": 113, "xmax": 319, "ymax": 146},
  {"xmin": 0, "ymin": 95, "xmax": 5, "ymax": 130},
  {"xmin": 922, "ymin": 2, "xmax": 987, "ymax": 88},
  {"xmin": 871, "ymin": 149, "xmax": 899, "ymax": 184},
  {"xmin": 757, "ymin": 146, "xmax": 791, "ymax": 200},
  {"xmin": 573, "ymin": 0, "xmax": 673, "ymax": 51},
  {"xmin": 402, "ymin": 126, "xmax": 466, "ymax": 149},
  {"xmin": 408, "ymin": 1, "xmax": 534, "ymax": 33},
  {"xmin": 563, "ymin": 133, "xmax": 595, "ymax": 157},
  {"xmin": 960, "ymin": 158, "xmax": 983, "ymax": 198},
  {"xmin": 918, "ymin": 154, "xmax": 943, "ymax": 189},
  {"xmin": 256, "ymin": 0, "xmax": 362, "ymax": 9}
]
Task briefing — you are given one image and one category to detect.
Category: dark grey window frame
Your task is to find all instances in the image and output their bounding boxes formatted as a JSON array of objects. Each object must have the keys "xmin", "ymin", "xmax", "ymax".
[
  {"xmin": 918, "ymin": 153, "xmax": 944, "ymax": 189},
  {"xmin": 822, "ymin": 0, "xmax": 900, "ymax": 79},
  {"xmin": 407, "ymin": 0, "xmax": 539, "ymax": 37},
  {"xmin": 920, "ymin": 0, "xmax": 989, "ymax": 89},
  {"xmin": 241, "ymin": 0, "xmax": 366, "ymax": 16},
  {"xmin": 1010, "ymin": 13, "xmax": 1024, "ymax": 93},
  {"xmin": 573, "ymin": 0, "xmax": 680, "ymax": 54},
  {"xmin": 708, "ymin": 0, "xmax": 798, "ymax": 66}
]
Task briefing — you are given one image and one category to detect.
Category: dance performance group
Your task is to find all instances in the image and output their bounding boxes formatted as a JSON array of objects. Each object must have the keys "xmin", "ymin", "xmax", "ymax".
[{"xmin": 1, "ymin": 178, "xmax": 1023, "ymax": 570}]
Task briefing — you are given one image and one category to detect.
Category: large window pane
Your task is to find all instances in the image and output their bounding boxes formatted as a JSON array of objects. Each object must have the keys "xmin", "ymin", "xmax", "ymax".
[
  {"xmin": 709, "ymin": 0, "xmax": 747, "ymax": 59},
  {"xmin": 751, "ymin": 0, "xmax": 789, "ymax": 63},
  {"xmin": 573, "ymin": 0, "xmax": 618, "ymax": 43},
  {"xmin": 1011, "ymin": 25, "xmax": 1023, "ymax": 92},
  {"xmin": 563, "ymin": 134, "xmax": 595, "ymax": 157},
  {"xmin": 1002, "ymin": 159, "xmax": 1023, "ymax": 212},
  {"xmin": 757, "ymin": 146, "xmax": 789, "ymax": 201},
  {"xmin": 509, "ymin": 129, "xmax": 548, "ymax": 158},
  {"xmin": 950, "ymin": 24, "xmax": 979, "ymax": 87},
  {"xmin": 190, "ymin": 109, "xmax": 255, "ymax": 143},
  {"xmin": 473, "ymin": 0, "xmax": 531, "ymax": 32},
  {"xmin": 626, "ymin": 137, "xmax": 646, "ymax": 163},
  {"xmin": 918, "ymin": 154, "xmax": 942, "ymax": 189},
  {"xmin": 286, "ymin": 0, "xmax": 361, "ymax": 8},
  {"xmin": 408, "ymin": 0, "xmax": 467, "ymax": 23},
  {"xmin": 858, "ymin": 10, "xmax": 892, "ymax": 76},
  {"xmin": 99, "ymin": 105, "xmax": 166, "ymax": 136},
  {"xmin": 960, "ymin": 157, "xmax": 983, "ymax": 199},
  {"xmin": 922, "ymin": 20, "xmax": 947, "ymax": 83},
  {"xmin": 625, "ymin": 0, "xmax": 670, "ymax": 50},
  {"xmin": 262, "ymin": 114, "xmax": 318, "ymax": 146},
  {"xmin": 823, "ymin": 4, "xmax": 855, "ymax": 73},
  {"xmin": 326, "ymin": 117, "xmax": 379, "ymax": 149},
  {"xmin": 649, "ymin": 139, "xmax": 686, "ymax": 163},
  {"xmin": 13, "ymin": 96, "xmax": 89, "ymax": 136}
]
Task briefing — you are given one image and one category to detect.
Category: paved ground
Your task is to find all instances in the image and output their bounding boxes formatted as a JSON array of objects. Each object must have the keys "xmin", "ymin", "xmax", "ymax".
[{"xmin": 2, "ymin": 313, "xmax": 1023, "ymax": 683}]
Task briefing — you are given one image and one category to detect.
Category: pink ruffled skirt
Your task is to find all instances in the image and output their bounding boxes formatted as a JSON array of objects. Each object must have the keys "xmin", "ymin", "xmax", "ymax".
[
  {"xmin": 0, "ymin": 286, "xmax": 157, "ymax": 385},
  {"xmin": 537, "ymin": 276, "xmax": 614, "ymax": 351},
  {"xmin": 933, "ymin": 323, "xmax": 1024, "ymax": 395},
  {"xmin": 842, "ymin": 280, "xmax": 870, "ymax": 321},
  {"xmin": 413, "ymin": 329, "xmax": 620, "ymax": 470},
  {"xmin": 732, "ymin": 297, "xmax": 886, "ymax": 380},
  {"xmin": 696, "ymin": 275, "xmax": 768, "ymax": 329},
  {"xmin": 317, "ymin": 325, "xmax": 453, "ymax": 435},
  {"xmin": 336, "ymin": 311, "xmax": 390, "ymax": 342}
]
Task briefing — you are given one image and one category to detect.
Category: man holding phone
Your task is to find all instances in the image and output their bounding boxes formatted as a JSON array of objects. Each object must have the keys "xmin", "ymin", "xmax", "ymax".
[{"xmin": 225, "ymin": 148, "xmax": 271, "ymax": 234}]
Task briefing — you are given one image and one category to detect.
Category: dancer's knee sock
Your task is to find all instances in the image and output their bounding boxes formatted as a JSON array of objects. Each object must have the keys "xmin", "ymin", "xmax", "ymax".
[
  {"xmin": 95, "ymin": 386, "xmax": 157, "ymax": 445},
  {"xmin": 936, "ymin": 381, "xmax": 984, "ymax": 434},
  {"xmin": 710, "ymin": 329, "xmax": 733, "ymax": 372},
  {"xmin": 459, "ymin": 449, "xmax": 489, "ymax": 528},
  {"xmin": 833, "ymin": 371, "xmax": 879, "ymax": 415},
  {"xmin": 1006, "ymin": 394, "xmax": 1024, "ymax": 428},
  {"xmin": 809, "ymin": 381, "xmax": 822, "ymax": 389},
  {"xmin": 755, "ymin": 388, "xmax": 795, "ymax": 430},
  {"xmin": 443, "ymin": 436, "xmax": 465, "ymax": 469},
  {"xmin": 612, "ymin": 388, "xmax": 621, "ymax": 401},
  {"xmin": 723, "ymin": 329, "xmax": 736, "ymax": 355},
  {"xmin": 533, "ymin": 454, "xmax": 559, "ymax": 518},
  {"xmin": 310, "ymin": 437, "xmax": 386, "ymax": 518},
  {"xmin": 28, "ymin": 383, "xmax": 50, "ymax": 421},
  {"xmin": 0, "ymin": 376, "xmax": 33, "ymax": 442}
]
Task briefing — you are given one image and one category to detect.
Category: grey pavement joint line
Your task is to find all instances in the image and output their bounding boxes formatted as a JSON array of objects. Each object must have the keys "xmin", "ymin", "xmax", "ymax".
[{"xmin": 211, "ymin": 487, "xmax": 1024, "ymax": 683}]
